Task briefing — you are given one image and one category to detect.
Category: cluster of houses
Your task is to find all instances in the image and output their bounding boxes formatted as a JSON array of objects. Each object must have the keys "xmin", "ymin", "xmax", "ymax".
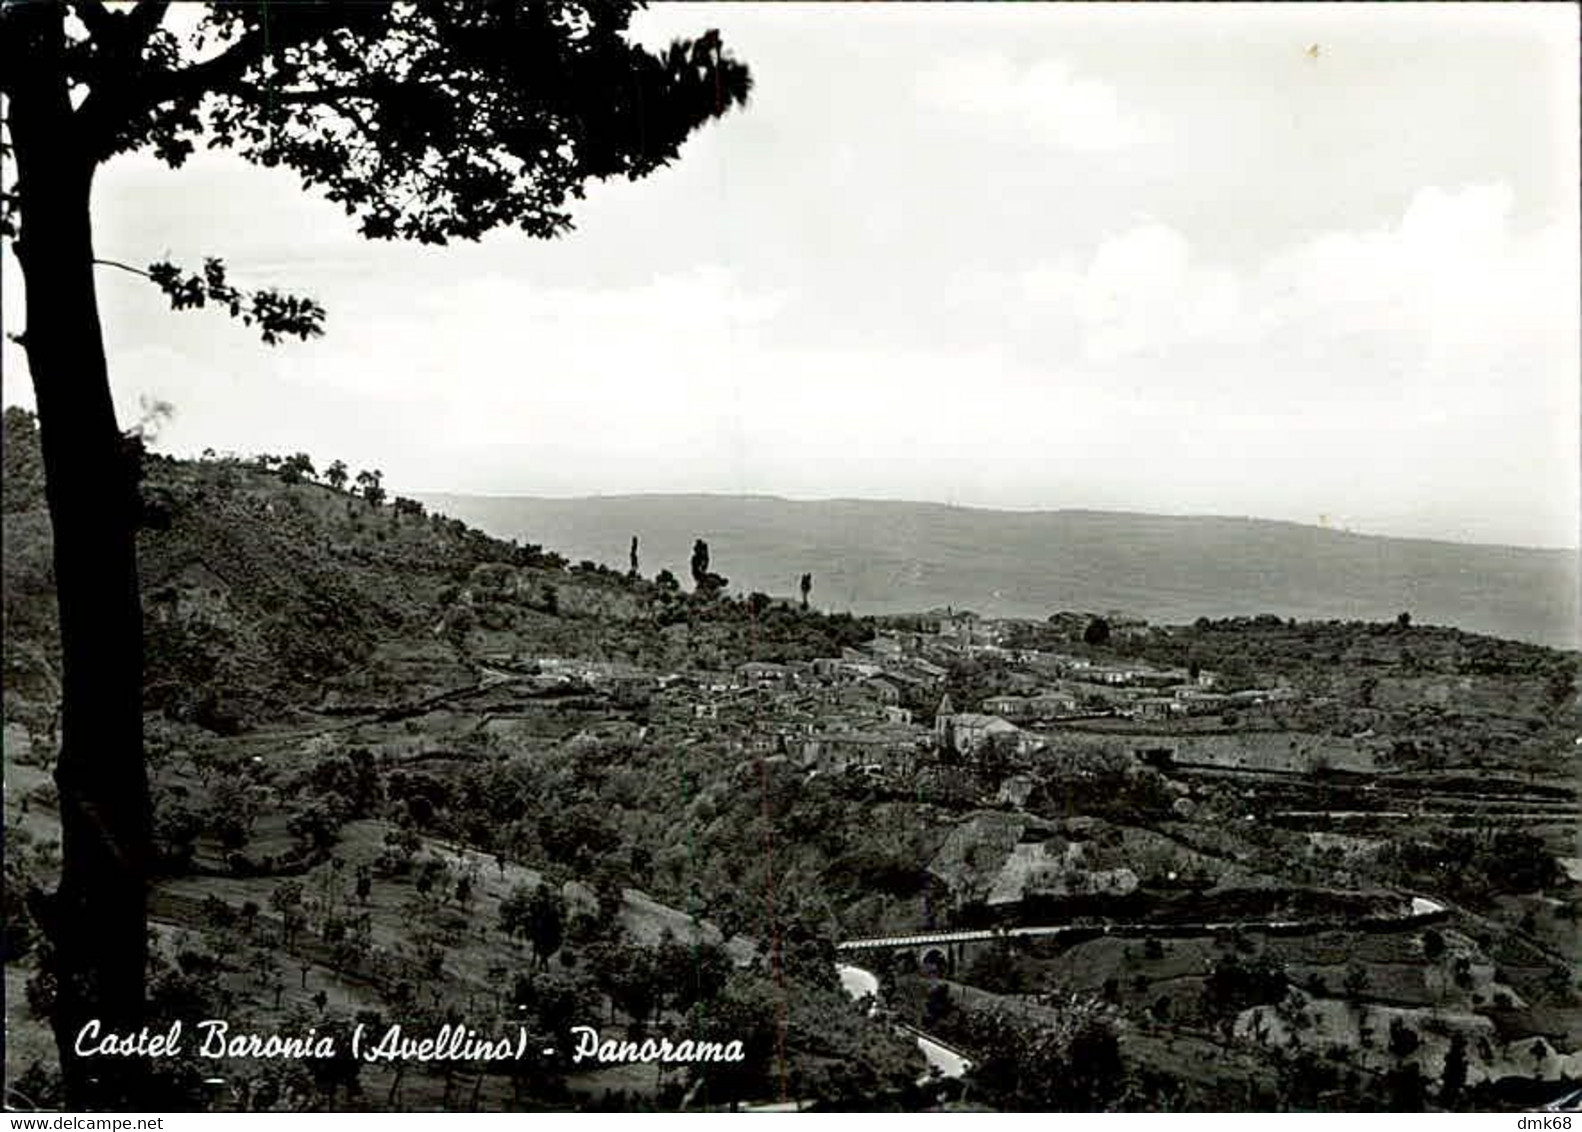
[
  {"xmin": 499, "ymin": 612, "xmax": 1295, "ymax": 787},
  {"xmin": 684, "ymin": 645, "xmax": 948, "ymax": 777}
]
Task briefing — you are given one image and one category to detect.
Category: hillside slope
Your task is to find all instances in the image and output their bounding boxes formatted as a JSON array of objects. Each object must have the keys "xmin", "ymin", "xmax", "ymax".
[
  {"xmin": 5, "ymin": 412, "xmax": 1577, "ymax": 1112},
  {"xmin": 417, "ymin": 493, "xmax": 1580, "ymax": 649},
  {"xmin": 1, "ymin": 413, "xmax": 873, "ymax": 732}
]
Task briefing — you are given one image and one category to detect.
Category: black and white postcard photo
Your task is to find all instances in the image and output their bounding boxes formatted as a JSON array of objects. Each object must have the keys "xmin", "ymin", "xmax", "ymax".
[{"xmin": 2, "ymin": 0, "xmax": 1578, "ymax": 1118}]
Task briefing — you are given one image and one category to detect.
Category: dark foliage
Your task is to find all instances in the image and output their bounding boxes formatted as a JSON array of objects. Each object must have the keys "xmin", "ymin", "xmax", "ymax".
[{"xmin": 1, "ymin": 2, "xmax": 752, "ymax": 1108}]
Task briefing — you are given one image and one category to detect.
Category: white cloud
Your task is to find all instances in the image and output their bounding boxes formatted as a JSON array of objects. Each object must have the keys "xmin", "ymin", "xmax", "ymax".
[
  {"xmin": 1262, "ymin": 183, "xmax": 1576, "ymax": 401},
  {"xmin": 916, "ymin": 53, "xmax": 1145, "ymax": 152},
  {"xmin": 1001, "ymin": 222, "xmax": 1258, "ymax": 365},
  {"xmin": 3, "ymin": 8, "xmax": 1572, "ymax": 550},
  {"xmin": 995, "ymin": 184, "xmax": 1574, "ymax": 400},
  {"xmin": 922, "ymin": 182, "xmax": 1577, "ymax": 545}
]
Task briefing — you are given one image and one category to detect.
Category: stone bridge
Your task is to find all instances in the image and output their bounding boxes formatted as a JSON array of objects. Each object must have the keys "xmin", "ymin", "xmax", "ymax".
[{"xmin": 835, "ymin": 897, "xmax": 1449, "ymax": 977}]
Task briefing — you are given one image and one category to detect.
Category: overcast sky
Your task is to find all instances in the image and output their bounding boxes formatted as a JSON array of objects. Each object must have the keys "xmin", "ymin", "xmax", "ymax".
[{"xmin": 4, "ymin": 2, "xmax": 1577, "ymax": 549}]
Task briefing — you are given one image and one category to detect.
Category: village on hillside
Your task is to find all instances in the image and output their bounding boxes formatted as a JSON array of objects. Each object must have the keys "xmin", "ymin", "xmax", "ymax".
[
  {"xmin": 2, "ymin": 0, "xmax": 1576, "ymax": 1112},
  {"xmin": 4, "ymin": 435, "xmax": 1580, "ymax": 1112}
]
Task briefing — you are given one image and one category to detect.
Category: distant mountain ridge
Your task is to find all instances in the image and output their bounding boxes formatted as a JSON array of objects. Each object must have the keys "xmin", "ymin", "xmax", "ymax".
[{"xmin": 416, "ymin": 493, "xmax": 1580, "ymax": 649}]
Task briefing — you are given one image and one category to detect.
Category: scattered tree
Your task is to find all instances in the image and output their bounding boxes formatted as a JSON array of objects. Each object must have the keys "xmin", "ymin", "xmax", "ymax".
[
  {"xmin": 354, "ymin": 469, "xmax": 386, "ymax": 508},
  {"xmin": 690, "ymin": 539, "xmax": 710, "ymax": 591},
  {"xmin": 278, "ymin": 452, "xmax": 316, "ymax": 484},
  {"xmin": 498, "ymin": 886, "xmax": 530, "ymax": 945},
  {"xmin": 689, "ymin": 538, "xmax": 728, "ymax": 597},
  {"xmin": 526, "ymin": 885, "xmax": 565, "ymax": 969},
  {"xmin": 286, "ymin": 803, "xmax": 340, "ymax": 854},
  {"xmin": 589, "ymin": 944, "xmax": 656, "ymax": 1027},
  {"xmin": 654, "ymin": 937, "xmax": 731, "ymax": 1013},
  {"xmin": 500, "ymin": 881, "xmax": 566, "ymax": 965},
  {"xmin": 268, "ymin": 882, "xmax": 305, "ymax": 948}
]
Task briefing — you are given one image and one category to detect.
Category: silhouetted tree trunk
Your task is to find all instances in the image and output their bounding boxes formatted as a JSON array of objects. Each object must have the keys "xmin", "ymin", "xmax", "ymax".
[{"xmin": 9, "ymin": 4, "xmax": 151, "ymax": 1109}]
